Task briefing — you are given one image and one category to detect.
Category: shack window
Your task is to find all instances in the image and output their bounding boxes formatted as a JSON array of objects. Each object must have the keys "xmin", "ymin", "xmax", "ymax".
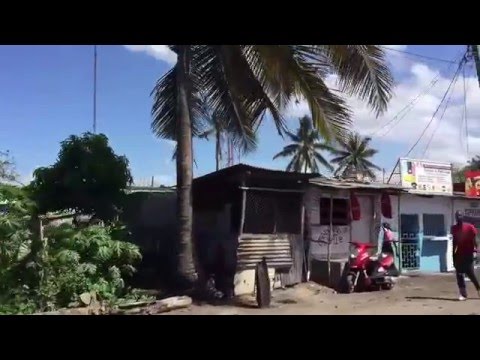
[
  {"xmin": 423, "ymin": 214, "xmax": 446, "ymax": 237},
  {"xmin": 319, "ymin": 198, "xmax": 350, "ymax": 226},
  {"xmin": 243, "ymin": 191, "xmax": 302, "ymax": 234}
]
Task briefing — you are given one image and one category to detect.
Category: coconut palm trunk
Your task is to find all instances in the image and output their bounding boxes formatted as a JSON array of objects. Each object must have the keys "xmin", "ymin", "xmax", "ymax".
[{"xmin": 175, "ymin": 45, "xmax": 196, "ymax": 286}]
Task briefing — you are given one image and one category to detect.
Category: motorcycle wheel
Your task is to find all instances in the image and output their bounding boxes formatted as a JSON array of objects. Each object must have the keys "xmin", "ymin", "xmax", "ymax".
[
  {"xmin": 344, "ymin": 274, "xmax": 356, "ymax": 294},
  {"xmin": 381, "ymin": 283, "xmax": 394, "ymax": 290}
]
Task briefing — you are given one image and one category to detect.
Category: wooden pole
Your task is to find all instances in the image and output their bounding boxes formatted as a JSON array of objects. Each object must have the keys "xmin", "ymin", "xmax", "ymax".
[
  {"xmin": 239, "ymin": 181, "xmax": 247, "ymax": 235},
  {"xmin": 397, "ymin": 194, "xmax": 402, "ymax": 274},
  {"xmin": 471, "ymin": 45, "xmax": 480, "ymax": 89},
  {"xmin": 328, "ymin": 193, "xmax": 333, "ymax": 286},
  {"xmin": 300, "ymin": 201, "xmax": 307, "ymax": 282}
]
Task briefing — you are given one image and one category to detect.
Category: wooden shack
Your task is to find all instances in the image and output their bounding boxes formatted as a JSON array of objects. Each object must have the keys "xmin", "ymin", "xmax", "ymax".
[{"xmin": 192, "ymin": 164, "xmax": 316, "ymax": 295}]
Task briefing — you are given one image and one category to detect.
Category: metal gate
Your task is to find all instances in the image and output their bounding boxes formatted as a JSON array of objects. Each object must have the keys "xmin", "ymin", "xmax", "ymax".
[
  {"xmin": 400, "ymin": 214, "xmax": 420, "ymax": 271},
  {"xmin": 401, "ymin": 242, "xmax": 420, "ymax": 270}
]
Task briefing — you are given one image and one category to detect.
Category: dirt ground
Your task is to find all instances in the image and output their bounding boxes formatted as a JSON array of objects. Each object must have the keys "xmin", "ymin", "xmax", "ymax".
[{"xmin": 163, "ymin": 274, "xmax": 480, "ymax": 315}]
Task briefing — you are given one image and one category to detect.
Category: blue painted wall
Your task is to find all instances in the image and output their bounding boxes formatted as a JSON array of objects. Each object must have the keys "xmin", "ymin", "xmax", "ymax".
[{"xmin": 420, "ymin": 238, "xmax": 449, "ymax": 272}]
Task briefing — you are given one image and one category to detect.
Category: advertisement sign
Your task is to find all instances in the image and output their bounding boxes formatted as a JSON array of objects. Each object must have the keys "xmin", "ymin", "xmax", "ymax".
[
  {"xmin": 399, "ymin": 158, "xmax": 453, "ymax": 194},
  {"xmin": 465, "ymin": 171, "xmax": 480, "ymax": 197},
  {"xmin": 464, "ymin": 207, "xmax": 480, "ymax": 228}
]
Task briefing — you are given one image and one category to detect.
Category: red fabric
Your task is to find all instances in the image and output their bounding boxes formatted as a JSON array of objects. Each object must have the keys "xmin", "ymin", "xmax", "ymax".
[
  {"xmin": 451, "ymin": 222, "xmax": 478, "ymax": 257},
  {"xmin": 381, "ymin": 193, "xmax": 392, "ymax": 219},
  {"xmin": 350, "ymin": 192, "xmax": 361, "ymax": 221}
]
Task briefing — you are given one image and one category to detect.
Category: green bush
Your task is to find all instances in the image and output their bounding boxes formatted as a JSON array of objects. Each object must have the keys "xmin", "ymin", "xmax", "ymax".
[
  {"xmin": 0, "ymin": 184, "xmax": 143, "ymax": 313},
  {"xmin": 39, "ymin": 224, "xmax": 141, "ymax": 308}
]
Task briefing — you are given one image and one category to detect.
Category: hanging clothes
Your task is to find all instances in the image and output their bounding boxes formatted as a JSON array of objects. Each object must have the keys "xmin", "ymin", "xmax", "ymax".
[
  {"xmin": 350, "ymin": 192, "xmax": 361, "ymax": 221},
  {"xmin": 381, "ymin": 193, "xmax": 392, "ymax": 219}
]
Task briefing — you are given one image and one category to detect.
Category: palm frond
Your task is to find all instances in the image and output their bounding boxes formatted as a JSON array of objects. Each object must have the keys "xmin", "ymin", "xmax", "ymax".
[
  {"xmin": 314, "ymin": 152, "xmax": 334, "ymax": 172},
  {"xmin": 151, "ymin": 64, "xmax": 207, "ymax": 140},
  {"xmin": 323, "ymin": 45, "xmax": 393, "ymax": 117},
  {"xmin": 252, "ymin": 45, "xmax": 352, "ymax": 141},
  {"xmin": 273, "ymin": 144, "xmax": 299, "ymax": 160}
]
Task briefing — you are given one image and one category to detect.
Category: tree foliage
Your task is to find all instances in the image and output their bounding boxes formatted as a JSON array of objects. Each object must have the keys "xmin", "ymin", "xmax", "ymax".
[
  {"xmin": 152, "ymin": 45, "xmax": 393, "ymax": 145},
  {"xmin": 30, "ymin": 133, "xmax": 133, "ymax": 222},
  {"xmin": 0, "ymin": 150, "xmax": 18, "ymax": 183},
  {"xmin": 452, "ymin": 156, "xmax": 480, "ymax": 183},
  {"xmin": 0, "ymin": 184, "xmax": 142, "ymax": 314},
  {"xmin": 330, "ymin": 132, "xmax": 380, "ymax": 179},
  {"xmin": 273, "ymin": 116, "xmax": 334, "ymax": 174}
]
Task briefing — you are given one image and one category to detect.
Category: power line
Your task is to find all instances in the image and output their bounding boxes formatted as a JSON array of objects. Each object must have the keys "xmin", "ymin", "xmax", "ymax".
[
  {"xmin": 422, "ymin": 61, "xmax": 464, "ymax": 157},
  {"xmin": 405, "ymin": 54, "xmax": 467, "ymax": 157},
  {"xmin": 382, "ymin": 46, "xmax": 457, "ymax": 64},
  {"xmin": 371, "ymin": 74, "xmax": 441, "ymax": 138},
  {"xmin": 371, "ymin": 53, "xmax": 461, "ymax": 138}
]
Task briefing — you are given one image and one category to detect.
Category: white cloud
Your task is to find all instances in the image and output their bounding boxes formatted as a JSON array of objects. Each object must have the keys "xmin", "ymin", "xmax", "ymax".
[
  {"xmin": 124, "ymin": 45, "xmax": 177, "ymax": 65},
  {"xmin": 286, "ymin": 52, "xmax": 478, "ymax": 166}
]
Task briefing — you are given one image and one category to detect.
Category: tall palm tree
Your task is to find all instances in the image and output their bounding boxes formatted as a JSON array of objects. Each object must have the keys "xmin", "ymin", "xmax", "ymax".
[
  {"xmin": 273, "ymin": 116, "xmax": 334, "ymax": 174},
  {"xmin": 170, "ymin": 93, "xmax": 258, "ymax": 171},
  {"xmin": 151, "ymin": 45, "xmax": 393, "ymax": 287},
  {"xmin": 330, "ymin": 132, "xmax": 381, "ymax": 179}
]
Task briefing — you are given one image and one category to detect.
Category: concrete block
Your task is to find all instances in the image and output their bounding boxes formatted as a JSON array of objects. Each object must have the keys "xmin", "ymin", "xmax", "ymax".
[
  {"xmin": 310, "ymin": 259, "xmax": 348, "ymax": 289},
  {"xmin": 234, "ymin": 268, "xmax": 276, "ymax": 296}
]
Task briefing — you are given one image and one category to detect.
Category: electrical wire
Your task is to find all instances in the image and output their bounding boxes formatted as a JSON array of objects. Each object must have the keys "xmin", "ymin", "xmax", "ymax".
[
  {"xmin": 382, "ymin": 46, "xmax": 458, "ymax": 64},
  {"xmin": 405, "ymin": 54, "xmax": 467, "ymax": 157},
  {"xmin": 371, "ymin": 52, "xmax": 461, "ymax": 138},
  {"xmin": 422, "ymin": 61, "xmax": 464, "ymax": 157},
  {"xmin": 370, "ymin": 74, "xmax": 441, "ymax": 138}
]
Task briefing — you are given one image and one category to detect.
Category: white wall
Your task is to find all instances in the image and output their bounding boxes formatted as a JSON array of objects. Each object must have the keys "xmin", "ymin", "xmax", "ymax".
[
  {"xmin": 306, "ymin": 186, "xmax": 391, "ymax": 259},
  {"xmin": 399, "ymin": 194, "xmax": 453, "ymax": 234},
  {"xmin": 351, "ymin": 195, "xmax": 374, "ymax": 244},
  {"xmin": 306, "ymin": 186, "xmax": 351, "ymax": 260}
]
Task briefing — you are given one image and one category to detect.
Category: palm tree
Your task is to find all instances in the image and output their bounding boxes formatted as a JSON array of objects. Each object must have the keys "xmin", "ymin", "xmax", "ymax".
[
  {"xmin": 273, "ymin": 116, "xmax": 334, "ymax": 174},
  {"xmin": 330, "ymin": 132, "xmax": 381, "ymax": 179},
  {"xmin": 151, "ymin": 45, "xmax": 393, "ymax": 287},
  {"xmin": 169, "ymin": 93, "xmax": 258, "ymax": 171}
]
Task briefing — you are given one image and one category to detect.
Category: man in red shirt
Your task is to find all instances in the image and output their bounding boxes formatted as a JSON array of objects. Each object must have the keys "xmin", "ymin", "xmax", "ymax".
[{"xmin": 451, "ymin": 210, "xmax": 480, "ymax": 301}]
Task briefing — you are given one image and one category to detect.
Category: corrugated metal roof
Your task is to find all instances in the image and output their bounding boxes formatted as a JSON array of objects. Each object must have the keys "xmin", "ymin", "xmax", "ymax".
[
  {"xmin": 309, "ymin": 178, "xmax": 480, "ymax": 200},
  {"xmin": 309, "ymin": 177, "xmax": 404, "ymax": 191},
  {"xmin": 194, "ymin": 163, "xmax": 320, "ymax": 183}
]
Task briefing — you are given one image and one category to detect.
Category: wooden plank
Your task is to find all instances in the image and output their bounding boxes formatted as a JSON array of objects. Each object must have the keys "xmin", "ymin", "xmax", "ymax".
[{"xmin": 240, "ymin": 184, "xmax": 247, "ymax": 235}]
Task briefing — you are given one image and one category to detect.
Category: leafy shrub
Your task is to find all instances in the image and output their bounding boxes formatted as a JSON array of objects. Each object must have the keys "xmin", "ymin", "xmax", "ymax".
[
  {"xmin": 0, "ymin": 184, "xmax": 143, "ymax": 313},
  {"xmin": 35, "ymin": 223, "xmax": 142, "ymax": 309}
]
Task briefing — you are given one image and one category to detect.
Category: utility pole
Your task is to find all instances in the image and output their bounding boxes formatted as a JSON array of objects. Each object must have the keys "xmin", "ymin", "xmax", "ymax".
[
  {"xmin": 93, "ymin": 45, "xmax": 98, "ymax": 134},
  {"xmin": 470, "ymin": 45, "xmax": 480, "ymax": 89}
]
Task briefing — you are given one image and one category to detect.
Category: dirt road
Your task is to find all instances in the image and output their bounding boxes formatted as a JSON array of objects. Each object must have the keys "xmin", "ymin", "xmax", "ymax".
[{"xmin": 165, "ymin": 274, "xmax": 480, "ymax": 315}]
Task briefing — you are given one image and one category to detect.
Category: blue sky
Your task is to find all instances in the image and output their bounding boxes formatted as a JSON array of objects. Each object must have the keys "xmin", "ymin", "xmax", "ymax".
[{"xmin": 0, "ymin": 45, "xmax": 477, "ymax": 186}]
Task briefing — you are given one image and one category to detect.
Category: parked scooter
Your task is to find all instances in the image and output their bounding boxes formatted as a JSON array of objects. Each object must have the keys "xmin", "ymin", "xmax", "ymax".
[{"xmin": 342, "ymin": 223, "xmax": 400, "ymax": 294}]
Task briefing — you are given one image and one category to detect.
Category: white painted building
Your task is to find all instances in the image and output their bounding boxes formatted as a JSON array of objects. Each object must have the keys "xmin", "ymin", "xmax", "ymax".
[{"xmin": 305, "ymin": 176, "xmax": 480, "ymax": 274}]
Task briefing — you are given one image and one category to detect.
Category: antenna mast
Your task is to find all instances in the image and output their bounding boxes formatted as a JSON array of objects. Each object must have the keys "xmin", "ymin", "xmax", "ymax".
[{"xmin": 93, "ymin": 45, "xmax": 98, "ymax": 133}]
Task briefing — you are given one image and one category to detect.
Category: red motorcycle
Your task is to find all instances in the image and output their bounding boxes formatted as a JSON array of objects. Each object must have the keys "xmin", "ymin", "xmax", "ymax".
[{"xmin": 342, "ymin": 225, "xmax": 399, "ymax": 294}]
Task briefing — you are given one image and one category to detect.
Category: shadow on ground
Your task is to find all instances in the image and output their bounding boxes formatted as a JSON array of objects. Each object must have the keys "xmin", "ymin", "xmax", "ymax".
[{"xmin": 406, "ymin": 296, "xmax": 459, "ymax": 302}]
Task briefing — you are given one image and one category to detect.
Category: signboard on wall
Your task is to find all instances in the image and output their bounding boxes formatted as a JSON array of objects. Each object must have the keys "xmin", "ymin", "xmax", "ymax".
[
  {"xmin": 465, "ymin": 171, "xmax": 480, "ymax": 197},
  {"xmin": 399, "ymin": 158, "xmax": 453, "ymax": 195}
]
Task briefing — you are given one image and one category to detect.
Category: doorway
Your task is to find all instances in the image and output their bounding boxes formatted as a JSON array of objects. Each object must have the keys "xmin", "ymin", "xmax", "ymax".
[{"xmin": 400, "ymin": 214, "xmax": 420, "ymax": 270}]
